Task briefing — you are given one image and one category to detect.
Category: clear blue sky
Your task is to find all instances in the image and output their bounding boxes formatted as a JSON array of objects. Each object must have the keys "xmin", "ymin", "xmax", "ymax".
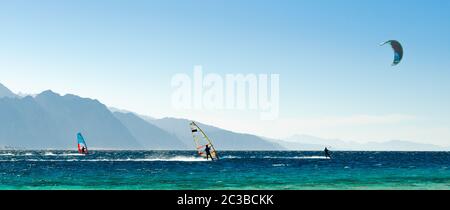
[{"xmin": 1, "ymin": 0, "xmax": 449, "ymax": 145}]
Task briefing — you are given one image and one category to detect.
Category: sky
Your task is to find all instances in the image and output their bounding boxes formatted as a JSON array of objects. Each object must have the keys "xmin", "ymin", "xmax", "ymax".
[{"xmin": 1, "ymin": 0, "xmax": 449, "ymax": 146}]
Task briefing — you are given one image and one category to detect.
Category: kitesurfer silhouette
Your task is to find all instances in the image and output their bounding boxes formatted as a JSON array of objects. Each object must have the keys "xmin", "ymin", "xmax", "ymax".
[{"xmin": 324, "ymin": 147, "xmax": 331, "ymax": 159}]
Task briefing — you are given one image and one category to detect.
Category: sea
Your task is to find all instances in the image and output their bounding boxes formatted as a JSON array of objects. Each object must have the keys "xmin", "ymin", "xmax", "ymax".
[{"xmin": 0, "ymin": 150, "xmax": 449, "ymax": 190}]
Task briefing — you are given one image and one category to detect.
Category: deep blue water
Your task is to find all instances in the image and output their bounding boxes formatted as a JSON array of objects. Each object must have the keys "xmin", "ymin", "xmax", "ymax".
[{"xmin": 0, "ymin": 150, "xmax": 449, "ymax": 189}]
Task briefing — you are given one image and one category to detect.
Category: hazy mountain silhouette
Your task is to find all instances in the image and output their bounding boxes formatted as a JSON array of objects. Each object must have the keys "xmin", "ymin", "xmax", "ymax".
[
  {"xmin": 113, "ymin": 112, "xmax": 187, "ymax": 150},
  {"xmin": 0, "ymin": 96, "xmax": 62, "ymax": 148},
  {"xmin": 1, "ymin": 82, "xmax": 440, "ymax": 151},
  {"xmin": 279, "ymin": 135, "xmax": 447, "ymax": 151},
  {"xmin": 0, "ymin": 89, "xmax": 142, "ymax": 149},
  {"xmin": 0, "ymin": 83, "xmax": 281, "ymax": 150},
  {"xmin": 146, "ymin": 117, "xmax": 284, "ymax": 150},
  {"xmin": 0, "ymin": 83, "xmax": 16, "ymax": 98}
]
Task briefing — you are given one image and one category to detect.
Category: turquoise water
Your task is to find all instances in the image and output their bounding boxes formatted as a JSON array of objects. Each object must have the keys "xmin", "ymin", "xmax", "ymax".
[{"xmin": 0, "ymin": 151, "xmax": 449, "ymax": 190}]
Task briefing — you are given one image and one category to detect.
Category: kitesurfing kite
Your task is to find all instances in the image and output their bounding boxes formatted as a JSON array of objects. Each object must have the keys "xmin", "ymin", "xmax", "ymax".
[
  {"xmin": 77, "ymin": 133, "xmax": 88, "ymax": 154},
  {"xmin": 190, "ymin": 121, "xmax": 219, "ymax": 160},
  {"xmin": 380, "ymin": 40, "xmax": 403, "ymax": 66}
]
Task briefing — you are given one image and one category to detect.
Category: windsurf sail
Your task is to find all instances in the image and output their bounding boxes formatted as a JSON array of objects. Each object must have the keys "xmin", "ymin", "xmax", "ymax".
[
  {"xmin": 77, "ymin": 133, "xmax": 88, "ymax": 154},
  {"xmin": 190, "ymin": 121, "xmax": 219, "ymax": 160}
]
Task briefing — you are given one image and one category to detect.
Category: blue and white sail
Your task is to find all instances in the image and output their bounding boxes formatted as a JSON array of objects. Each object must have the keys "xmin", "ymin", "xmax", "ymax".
[{"xmin": 77, "ymin": 133, "xmax": 88, "ymax": 154}]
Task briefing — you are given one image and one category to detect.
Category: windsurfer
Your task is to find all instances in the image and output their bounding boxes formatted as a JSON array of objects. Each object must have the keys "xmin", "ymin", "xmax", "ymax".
[
  {"xmin": 77, "ymin": 133, "xmax": 89, "ymax": 155},
  {"xmin": 205, "ymin": 144, "xmax": 214, "ymax": 160}
]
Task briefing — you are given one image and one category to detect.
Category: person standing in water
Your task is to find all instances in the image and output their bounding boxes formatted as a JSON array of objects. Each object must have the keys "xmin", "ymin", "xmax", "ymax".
[
  {"xmin": 324, "ymin": 147, "xmax": 331, "ymax": 159},
  {"xmin": 81, "ymin": 146, "xmax": 87, "ymax": 154},
  {"xmin": 205, "ymin": 144, "xmax": 214, "ymax": 160}
]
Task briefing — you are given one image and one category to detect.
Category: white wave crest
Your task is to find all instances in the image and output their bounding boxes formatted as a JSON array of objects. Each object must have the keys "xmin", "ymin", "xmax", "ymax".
[
  {"xmin": 60, "ymin": 153, "xmax": 85, "ymax": 156},
  {"xmin": 7, "ymin": 156, "xmax": 208, "ymax": 162},
  {"xmin": 262, "ymin": 156, "xmax": 330, "ymax": 159},
  {"xmin": 292, "ymin": 156, "xmax": 330, "ymax": 159}
]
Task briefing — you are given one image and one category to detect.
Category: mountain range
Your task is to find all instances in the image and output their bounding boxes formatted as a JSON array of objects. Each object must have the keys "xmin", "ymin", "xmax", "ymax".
[
  {"xmin": 0, "ymin": 83, "xmax": 16, "ymax": 98},
  {"xmin": 274, "ymin": 135, "xmax": 448, "ymax": 151},
  {"xmin": 0, "ymin": 83, "xmax": 447, "ymax": 151},
  {"xmin": 145, "ymin": 117, "xmax": 282, "ymax": 151},
  {"xmin": 0, "ymin": 83, "xmax": 282, "ymax": 150}
]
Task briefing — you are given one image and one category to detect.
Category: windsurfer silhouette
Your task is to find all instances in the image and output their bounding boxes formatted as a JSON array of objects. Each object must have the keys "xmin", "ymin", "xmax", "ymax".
[{"xmin": 205, "ymin": 144, "xmax": 214, "ymax": 160}]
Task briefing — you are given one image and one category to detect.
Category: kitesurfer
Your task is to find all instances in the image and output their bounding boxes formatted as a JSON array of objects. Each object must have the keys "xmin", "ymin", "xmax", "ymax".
[
  {"xmin": 324, "ymin": 147, "xmax": 331, "ymax": 159},
  {"xmin": 205, "ymin": 144, "xmax": 214, "ymax": 160}
]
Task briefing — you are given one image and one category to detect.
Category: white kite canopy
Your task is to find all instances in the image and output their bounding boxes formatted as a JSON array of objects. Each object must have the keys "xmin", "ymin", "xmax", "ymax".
[{"xmin": 189, "ymin": 121, "xmax": 219, "ymax": 160}]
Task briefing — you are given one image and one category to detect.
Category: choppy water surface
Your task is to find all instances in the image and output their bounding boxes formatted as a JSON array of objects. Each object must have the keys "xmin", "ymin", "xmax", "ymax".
[{"xmin": 0, "ymin": 151, "xmax": 449, "ymax": 189}]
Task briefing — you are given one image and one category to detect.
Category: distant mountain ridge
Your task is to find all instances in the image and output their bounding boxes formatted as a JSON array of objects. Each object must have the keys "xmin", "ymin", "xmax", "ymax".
[
  {"xmin": 0, "ymin": 90, "xmax": 142, "ymax": 149},
  {"xmin": 0, "ymin": 83, "xmax": 282, "ymax": 150},
  {"xmin": 146, "ymin": 117, "xmax": 284, "ymax": 151},
  {"xmin": 0, "ymin": 83, "xmax": 17, "ymax": 98},
  {"xmin": 277, "ymin": 135, "xmax": 448, "ymax": 151},
  {"xmin": 0, "ymin": 82, "xmax": 445, "ymax": 151},
  {"xmin": 113, "ymin": 112, "xmax": 187, "ymax": 150}
]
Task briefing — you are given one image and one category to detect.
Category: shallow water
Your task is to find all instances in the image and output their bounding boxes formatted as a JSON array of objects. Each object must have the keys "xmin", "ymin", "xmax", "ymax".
[{"xmin": 0, "ymin": 151, "xmax": 449, "ymax": 190}]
